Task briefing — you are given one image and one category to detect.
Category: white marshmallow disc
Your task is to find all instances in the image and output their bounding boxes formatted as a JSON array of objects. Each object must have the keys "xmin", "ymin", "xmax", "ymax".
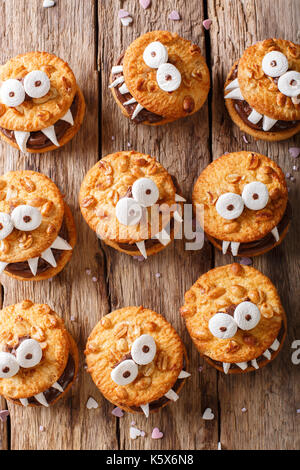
[
  {"xmin": 0, "ymin": 212, "xmax": 14, "ymax": 240},
  {"xmin": 111, "ymin": 359, "xmax": 138, "ymax": 386},
  {"xmin": 0, "ymin": 79, "xmax": 25, "ymax": 107},
  {"xmin": 0, "ymin": 352, "xmax": 19, "ymax": 378},
  {"xmin": 234, "ymin": 301, "xmax": 261, "ymax": 331},
  {"xmin": 156, "ymin": 63, "xmax": 181, "ymax": 92},
  {"xmin": 24, "ymin": 70, "xmax": 51, "ymax": 98},
  {"xmin": 143, "ymin": 41, "xmax": 168, "ymax": 68},
  {"xmin": 242, "ymin": 181, "xmax": 269, "ymax": 210},
  {"xmin": 115, "ymin": 197, "xmax": 143, "ymax": 226},
  {"xmin": 11, "ymin": 205, "xmax": 42, "ymax": 231},
  {"xmin": 208, "ymin": 313, "xmax": 238, "ymax": 339},
  {"xmin": 132, "ymin": 178, "xmax": 159, "ymax": 207},
  {"xmin": 262, "ymin": 51, "xmax": 288, "ymax": 77},
  {"xmin": 216, "ymin": 193, "xmax": 244, "ymax": 220},
  {"xmin": 131, "ymin": 334, "xmax": 156, "ymax": 365},
  {"xmin": 16, "ymin": 339, "xmax": 43, "ymax": 368},
  {"xmin": 278, "ymin": 71, "xmax": 300, "ymax": 97}
]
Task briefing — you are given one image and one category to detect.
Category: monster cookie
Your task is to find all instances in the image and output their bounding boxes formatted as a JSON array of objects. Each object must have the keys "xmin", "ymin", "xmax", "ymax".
[
  {"xmin": 109, "ymin": 31, "xmax": 210, "ymax": 125},
  {"xmin": 79, "ymin": 151, "xmax": 185, "ymax": 259},
  {"xmin": 192, "ymin": 151, "xmax": 290, "ymax": 257},
  {"xmin": 0, "ymin": 170, "xmax": 76, "ymax": 281},
  {"xmin": 0, "ymin": 51, "xmax": 85, "ymax": 153},
  {"xmin": 85, "ymin": 306, "xmax": 189, "ymax": 416},
  {"xmin": 0, "ymin": 300, "xmax": 78, "ymax": 406},
  {"xmin": 181, "ymin": 264, "xmax": 286, "ymax": 374},
  {"xmin": 224, "ymin": 38, "xmax": 300, "ymax": 141}
]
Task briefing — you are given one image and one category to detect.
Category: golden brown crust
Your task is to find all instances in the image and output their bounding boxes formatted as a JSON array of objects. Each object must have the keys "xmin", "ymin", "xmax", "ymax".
[
  {"xmin": 181, "ymin": 264, "xmax": 285, "ymax": 365},
  {"xmin": 0, "ymin": 170, "xmax": 65, "ymax": 262},
  {"xmin": 79, "ymin": 151, "xmax": 177, "ymax": 244},
  {"xmin": 192, "ymin": 151, "xmax": 288, "ymax": 243},
  {"xmin": 4, "ymin": 202, "xmax": 76, "ymax": 281},
  {"xmin": 122, "ymin": 31, "xmax": 210, "ymax": 120},
  {"xmin": 0, "ymin": 51, "xmax": 77, "ymax": 131},
  {"xmin": 0, "ymin": 301, "xmax": 70, "ymax": 399},
  {"xmin": 0, "ymin": 87, "xmax": 85, "ymax": 153},
  {"xmin": 85, "ymin": 306, "xmax": 185, "ymax": 409},
  {"xmin": 237, "ymin": 39, "xmax": 300, "ymax": 121}
]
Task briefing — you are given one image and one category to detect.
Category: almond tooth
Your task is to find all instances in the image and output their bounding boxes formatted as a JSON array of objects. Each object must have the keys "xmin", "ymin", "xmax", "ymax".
[
  {"xmin": 269, "ymin": 188, "xmax": 282, "ymax": 201},
  {"xmin": 180, "ymin": 305, "xmax": 196, "ymax": 318},
  {"xmin": 100, "ymin": 317, "xmax": 112, "ymax": 329},
  {"xmin": 208, "ymin": 287, "xmax": 226, "ymax": 299},
  {"xmin": 21, "ymin": 300, "xmax": 33, "ymax": 309},
  {"xmin": 28, "ymin": 197, "xmax": 47, "ymax": 207},
  {"xmin": 225, "ymin": 174, "xmax": 241, "ymax": 183},
  {"xmin": 260, "ymin": 303, "xmax": 274, "ymax": 318},
  {"xmin": 20, "ymin": 177, "xmax": 36, "ymax": 192},
  {"xmin": 116, "ymin": 338, "xmax": 128, "ymax": 352},
  {"xmin": 247, "ymin": 153, "xmax": 260, "ymax": 170},
  {"xmin": 81, "ymin": 196, "xmax": 97, "ymax": 208},
  {"xmin": 255, "ymin": 210, "xmax": 273, "ymax": 220},
  {"xmin": 114, "ymin": 323, "xmax": 128, "ymax": 339},
  {"xmin": 248, "ymin": 289, "xmax": 260, "ymax": 304},
  {"xmin": 0, "ymin": 180, "xmax": 6, "ymax": 190},
  {"xmin": 230, "ymin": 284, "xmax": 246, "ymax": 298},
  {"xmin": 230, "ymin": 263, "xmax": 244, "ymax": 276},
  {"xmin": 99, "ymin": 160, "xmax": 113, "ymax": 175},
  {"xmin": 41, "ymin": 201, "xmax": 54, "ymax": 216}
]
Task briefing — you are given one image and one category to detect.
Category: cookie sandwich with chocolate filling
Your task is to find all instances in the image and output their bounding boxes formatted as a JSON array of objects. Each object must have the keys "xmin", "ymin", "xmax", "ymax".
[
  {"xmin": 79, "ymin": 151, "xmax": 185, "ymax": 259},
  {"xmin": 85, "ymin": 306, "xmax": 190, "ymax": 416},
  {"xmin": 0, "ymin": 170, "xmax": 76, "ymax": 280},
  {"xmin": 109, "ymin": 30, "xmax": 210, "ymax": 125},
  {"xmin": 192, "ymin": 151, "xmax": 290, "ymax": 257},
  {"xmin": 0, "ymin": 51, "xmax": 85, "ymax": 153},
  {"xmin": 181, "ymin": 263, "xmax": 286, "ymax": 374},
  {"xmin": 0, "ymin": 300, "xmax": 78, "ymax": 407},
  {"xmin": 224, "ymin": 38, "xmax": 300, "ymax": 141}
]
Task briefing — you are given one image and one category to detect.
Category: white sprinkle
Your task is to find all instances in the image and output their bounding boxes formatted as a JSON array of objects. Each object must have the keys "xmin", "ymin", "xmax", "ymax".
[
  {"xmin": 43, "ymin": 0, "xmax": 55, "ymax": 7},
  {"xmin": 155, "ymin": 272, "xmax": 161, "ymax": 278},
  {"xmin": 241, "ymin": 407, "xmax": 247, "ymax": 413},
  {"xmin": 39, "ymin": 425, "xmax": 45, "ymax": 432},
  {"xmin": 127, "ymin": 142, "xmax": 131, "ymax": 147},
  {"xmin": 297, "ymin": 409, "xmax": 300, "ymax": 414},
  {"xmin": 92, "ymin": 277, "xmax": 98, "ymax": 282},
  {"xmin": 121, "ymin": 16, "xmax": 133, "ymax": 26},
  {"xmin": 111, "ymin": 136, "xmax": 115, "ymax": 141},
  {"xmin": 86, "ymin": 269, "xmax": 91, "ymax": 275},
  {"xmin": 218, "ymin": 442, "xmax": 222, "ymax": 450},
  {"xmin": 70, "ymin": 316, "xmax": 76, "ymax": 322}
]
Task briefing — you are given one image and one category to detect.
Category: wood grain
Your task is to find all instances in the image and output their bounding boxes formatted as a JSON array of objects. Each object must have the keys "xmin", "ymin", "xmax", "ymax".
[{"xmin": 0, "ymin": 0, "xmax": 298, "ymax": 450}]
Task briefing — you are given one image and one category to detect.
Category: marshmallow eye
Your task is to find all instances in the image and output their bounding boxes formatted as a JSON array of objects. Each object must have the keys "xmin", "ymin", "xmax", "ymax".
[
  {"xmin": 216, "ymin": 193, "xmax": 244, "ymax": 220},
  {"xmin": 24, "ymin": 70, "xmax": 51, "ymax": 98},
  {"xmin": 0, "ymin": 79, "xmax": 25, "ymax": 107},
  {"xmin": 278, "ymin": 71, "xmax": 300, "ymax": 97},
  {"xmin": 15, "ymin": 339, "xmax": 43, "ymax": 368},
  {"xmin": 262, "ymin": 51, "xmax": 288, "ymax": 77},
  {"xmin": 132, "ymin": 178, "xmax": 159, "ymax": 207},
  {"xmin": 111, "ymin": 359, "xmax": 138, "ymax": 386},
  {"xmin": 156, "ymin": 63, "xmax": 182, "ymax": 92},
  {"xmin": 131, "ymin": 334, "xmax": 156, "ymax": 365},
  {"xmin": 11, "ymin": 205, "xmax": 42, "ymax": 232},
  {"xmin": 208, "ymin": 313, "xmax": 238, "ymax": 339},
  {"xmin": 0, "ymin": 352, "xmax": 20, "ymax": 378},
  {"xmin": 242, "ymin": 181, "xmax": 269, "ymax": 210},
  {"xmin": 0, "ymin": 213, "xmax": 14, "ymax": 240},
  {"xmin": 234, "ymin": 301, "xmax": 261, "ymax": 331},
  {"xmin": 143, "ymin": 41, "xmax": 168, "ymax": 69},
  {"xmin": 115, "ymin": 197, "xmax": 143, "ymax": 226}
]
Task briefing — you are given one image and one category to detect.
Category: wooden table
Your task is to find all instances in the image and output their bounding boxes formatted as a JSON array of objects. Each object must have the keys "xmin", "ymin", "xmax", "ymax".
[{"xmin": 0, "ymin": 0, "xmax": 299, "ymax": 451}]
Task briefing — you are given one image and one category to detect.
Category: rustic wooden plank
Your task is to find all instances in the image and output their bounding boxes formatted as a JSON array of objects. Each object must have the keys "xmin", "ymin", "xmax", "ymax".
[
  {"xmin": 0, "ymin": 0, "xmax": 115, "ymax": 450},
  {"xmin": 208, "ymin": 0, "xmax": 300, "ymax": 450},
  {"xmin": 99, "ymin": 0, "xmax": 217, "ymax": 450}
]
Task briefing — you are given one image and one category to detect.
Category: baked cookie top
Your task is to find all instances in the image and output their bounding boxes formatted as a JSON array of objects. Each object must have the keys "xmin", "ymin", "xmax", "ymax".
[
  {"xmin": 0, "ymin": 301, "xmax": 70, "ymax": 399},
  {"xmin": 181, "ymin": 264, "xmax": 284, "ymax": 363},
  {"xmin": 122, "ymin": 31, "xmax": 210, "ymax": 119},
  {"xmin": 0, "ymin": 51, "xmax": 77, "ymax": 132},
  {"xmin": 85, "ymin": 306, "xmax": 184, "ymax": 407},
  {"xmin": 0, "ymin": 170, "xmax": 64, "ymax": 263},
  {"xmin": 192, "ymin": 151, "xmax": 288, "ymax": 243},
  {"xmin": 238, "ymin": 39, "xmax": 300, "ymax": 121},
  {"xmin": 79, "ymin": 151, "xmax": 177, "ymax": 244}
]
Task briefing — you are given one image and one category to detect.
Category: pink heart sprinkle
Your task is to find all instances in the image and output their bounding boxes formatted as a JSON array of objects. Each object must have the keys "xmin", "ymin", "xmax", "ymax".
[
  {"xmin": 139, "ymin": 0, "xmax": 151, "ymax": 9},
  {"xmin": 112, "ymin": 407, "xmax": 124, "ymax": 418},
  {"xmin": 168, "ymin": 10, "xmax": 181, "ymax": 21},
  {"xmin": 289, "ymin": 147, "xmax": 300, "ymax": 158},
  {"xmin": 151, "ymin": 427, "xmax": 164, "ymax": 439},
  {"xmin": 118, "ymin": 9, "xmax": 130, "ymax": 19},
  {"xmin": 0, "ymin": 410, "xmax": 10, "ymax": 422},
  {"xmin": 239, "ymin": 257, "xmax": 252, "ymax": 266},
  {"xmin": 203, "ymin": 19, "xmax": 212, "ymax": 30}
]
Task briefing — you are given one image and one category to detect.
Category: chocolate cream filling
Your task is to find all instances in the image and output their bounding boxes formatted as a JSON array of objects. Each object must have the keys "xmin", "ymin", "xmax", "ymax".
[
  {"xmin": 0, "ymin": 94, "xmax": 79, "ymax": 149},
  {"xmin": 229, "ymin": 64, "xmax": 298, "ymax": 132},
  {"xmin": 11, "ymin": 354, "xmax": 75, "ymax": 406},
  {"xmin": 5, "ymin": 216, "xmax": 70, "ymax": 278},
  {"xmin": 211, "ymin": 202, "xmax": 291, "ymax": 256},
  {"xmin": 113, "ymin": 54, "xmax": 163, "ymax": 124}
]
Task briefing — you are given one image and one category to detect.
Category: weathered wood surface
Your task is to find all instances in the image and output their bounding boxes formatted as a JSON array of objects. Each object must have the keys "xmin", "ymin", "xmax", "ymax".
[{"xmin": 0, "ymin": 0, "xmax": 298, "ymax": 450}]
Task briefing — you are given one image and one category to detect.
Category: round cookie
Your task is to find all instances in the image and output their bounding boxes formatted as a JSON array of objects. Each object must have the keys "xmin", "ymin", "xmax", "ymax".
[
  {"xmin": 0, "ymin": 170, "xmax": 76, "ymax": 280},
  {"xmin": 85, "ymin": 306, "xmax": 189, "ymax": 415},
  {"xmin": 224, "ymin": 39, "xmax": 300, "ymax": 141},
  {"xmin": 0, "ymin": 300, "xmax": 79, "ymax": 406},
  {"xmin": 0, "ymin": 52, "xmax": 85, "ymax": 153},
  {"xmin": 192, "ymin": 151, "xmax": 289, "ymax": 257},
  {"xmin": 109, "ymin": 31, "xmax": 210, "ymax": 125},
  {"xmin": 180, "ymin": 264, "xmax": 286, "ymax": 374},
  {"xmin": 79, "ymin": 151, "xmax": 185, "ymax": 259}
]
